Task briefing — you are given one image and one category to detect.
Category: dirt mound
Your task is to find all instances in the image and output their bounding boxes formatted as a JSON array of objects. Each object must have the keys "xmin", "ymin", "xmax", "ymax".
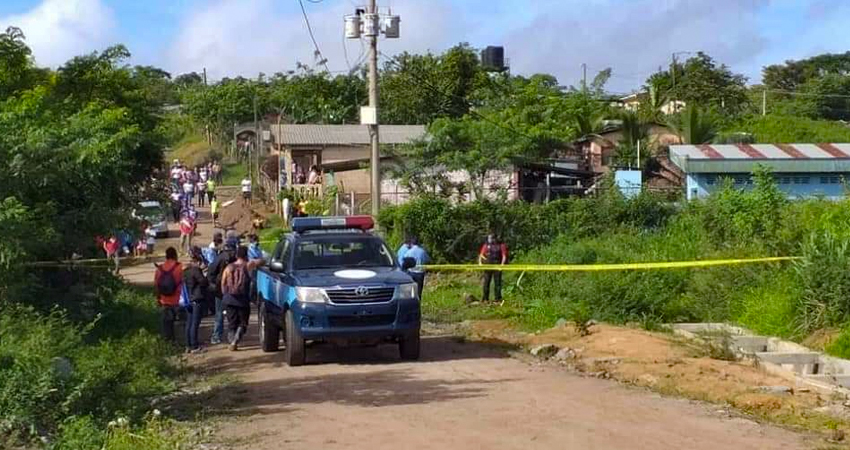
[
  {"xmin": 216, "ymin": 188, "xmax": 259, "ymax": 236},
  {"xmin": 463, "ymin": 319, "xmax": 849, "ymax": 436}
]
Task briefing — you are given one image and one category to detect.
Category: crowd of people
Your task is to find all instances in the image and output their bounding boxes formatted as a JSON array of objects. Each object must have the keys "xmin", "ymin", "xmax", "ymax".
[
  {"xmin": 154, "ymin": 231, "xmax": 266, "ymax": 353},
  {"xmin": 169, "ymin": 159, "xmax": 223, "ymax": 255},
  {"xmin": 292, "ymin": 164, "xmax": 322, "ymax": 185}
]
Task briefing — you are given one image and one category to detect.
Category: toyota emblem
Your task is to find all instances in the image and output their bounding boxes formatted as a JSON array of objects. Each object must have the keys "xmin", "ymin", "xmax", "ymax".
[{"xmin": 354, "ymin": 286, "xmax": 370, "ymax": 297}]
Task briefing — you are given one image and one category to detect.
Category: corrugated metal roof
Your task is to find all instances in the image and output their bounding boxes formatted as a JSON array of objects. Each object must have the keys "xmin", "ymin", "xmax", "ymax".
[
  {"xmin": 669, "ymin": 144, "xmax": 850, "ymax": 160},
  {"xmin": 273, "ymin": 124, "xmax": 426, "ymax": 146},
  {"xmin": 669, "ymin": 143, "xmax": 850, "ymax": 173}
]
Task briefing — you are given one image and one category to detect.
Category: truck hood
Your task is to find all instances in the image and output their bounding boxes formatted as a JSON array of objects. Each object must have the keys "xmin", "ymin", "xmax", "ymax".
[{"xmin": 292, "ymin": 266, "xmax": 413, "ymax": 288}]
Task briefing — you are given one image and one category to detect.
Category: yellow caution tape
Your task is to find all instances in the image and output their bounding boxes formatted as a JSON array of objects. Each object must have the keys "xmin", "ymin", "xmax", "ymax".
[{"xmin": 424, "ymin": 256, "xmax": 800, "ymax": 272}]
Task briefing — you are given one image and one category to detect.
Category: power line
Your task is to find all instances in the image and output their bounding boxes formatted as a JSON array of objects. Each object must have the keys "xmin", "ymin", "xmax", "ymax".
[{"xmin": 298, "ymin": 0, "xmax": 331, "ymax": 73}]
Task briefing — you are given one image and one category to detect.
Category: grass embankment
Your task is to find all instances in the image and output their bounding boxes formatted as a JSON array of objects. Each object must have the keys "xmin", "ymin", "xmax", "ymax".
[
  {"xmin": 0, "ymin": 275, "xmax": 197, "ymax": 449},
  {"xmin": 167, "ymin": 133, "xmax": 214, "ymax": 167},
  {"xmin": 381, "ymin": 169, "xmax": 850, "ymax": 360},
  {"xmin": 220, "ymin": 161, "xmax": 248, "ymax": 186}
]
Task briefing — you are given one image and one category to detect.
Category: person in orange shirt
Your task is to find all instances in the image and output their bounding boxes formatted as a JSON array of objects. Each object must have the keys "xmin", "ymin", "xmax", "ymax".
[{"xmin": 154, "ymin": 247, "xmax": 184, "ymax": 342}]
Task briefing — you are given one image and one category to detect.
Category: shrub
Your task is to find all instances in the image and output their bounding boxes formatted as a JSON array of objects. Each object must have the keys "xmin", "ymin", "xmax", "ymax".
[{"xmin": 0, "ymin": 288, "xmax": 176, "ymax": 448}]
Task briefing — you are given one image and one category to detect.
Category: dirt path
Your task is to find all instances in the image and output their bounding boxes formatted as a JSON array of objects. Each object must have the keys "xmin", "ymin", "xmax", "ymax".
[
  {"xmin": 186, "ymin": 332, "xmax": 810, "ymax": 450},
  {"xmin": 121, "ymin": 187, "xmax": 242, "ymax": 286}
]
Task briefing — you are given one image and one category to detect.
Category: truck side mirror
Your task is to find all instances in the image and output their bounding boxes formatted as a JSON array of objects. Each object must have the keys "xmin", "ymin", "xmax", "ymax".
[
  {"xmin": 401, "ymin": 257, "xmax": 416, "ymax": 271},
  {"xmin": 270, "ymin": 261, "xmax": 285, "ymax": 273}
]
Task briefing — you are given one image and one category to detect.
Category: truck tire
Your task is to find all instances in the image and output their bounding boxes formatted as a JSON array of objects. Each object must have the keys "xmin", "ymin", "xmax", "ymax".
[
  {"xmin": 399, "ymin": 329, "xmax": 421, "ymax": 361},
  {"xmin": 284, "ymin": 309, "xmax": 306, "ymax": 366},
  {"xmin": 259, "ymin": 302, "xmax": 280, "ymax": 353}
]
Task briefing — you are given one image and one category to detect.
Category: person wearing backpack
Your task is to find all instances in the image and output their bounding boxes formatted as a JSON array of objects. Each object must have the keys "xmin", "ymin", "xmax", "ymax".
[
  {"xmin": 154, "ymin": 247, "xmax": 183, "ymax": 342},
  {"xmin": 183, "ymin": 247, "xmax": 209, "ymax": 353},
  {"xmin": 221, "ymin": 246, "xmax": 257, "ymax": 351},
  {"xmin": 207, "ymin": 238, "xmax": 237, "ymax": 345}
]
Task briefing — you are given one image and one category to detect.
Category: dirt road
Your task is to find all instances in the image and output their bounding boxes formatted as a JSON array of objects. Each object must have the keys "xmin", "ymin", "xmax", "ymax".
[
  {"xmin": 197, "ymin": 332, "xmax": 810, "ymax": 450},
  {"xmin": 123, "ymin": 198, "xmax": 812, "ymax": 450}
]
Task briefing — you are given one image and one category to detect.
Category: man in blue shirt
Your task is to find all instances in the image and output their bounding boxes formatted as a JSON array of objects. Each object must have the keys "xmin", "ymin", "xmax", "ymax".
[
  {"xmin": 403, "ymin": 237, "xmax": 429, "ymax": 299},
  {"xmin": 247, "ymin": 234, "xmax": 264, "ymax": 261},
  {"xmin": 396, "ymin": 238, "xmax": 411, "ymax": 268}
]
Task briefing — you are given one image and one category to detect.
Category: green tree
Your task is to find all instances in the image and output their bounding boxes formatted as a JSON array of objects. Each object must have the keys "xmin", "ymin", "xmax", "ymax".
[
  {"xmin": 267, "ymin": 70, "xmax": 365, "ymax": 124},
  {"xmin": 0, "ymin": 30, "xmax": 166, "ymax": 283},
  {"xmin": 379, "ymin": 43, "xmax": 487, "ymax": 124},
  {"xmin": 763, "ymin": 52, "xmax": 850, "ymax": 92},
  {"xmin": 647, "ymin": 52, "xmax": 748, "ymax": 113}
]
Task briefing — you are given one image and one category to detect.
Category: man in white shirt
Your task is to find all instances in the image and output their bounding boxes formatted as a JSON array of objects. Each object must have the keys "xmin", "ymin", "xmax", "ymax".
[
  {"xmin": 183, "ymin": 179, "xmax": 195, "ymax": 205},
  {"xmin": 241, "ymin": 176, "xmax": 252, "ymax": 207},
  {"xmin": 170, "ymin": 161, "xmax": 183, "ymax": 183}
]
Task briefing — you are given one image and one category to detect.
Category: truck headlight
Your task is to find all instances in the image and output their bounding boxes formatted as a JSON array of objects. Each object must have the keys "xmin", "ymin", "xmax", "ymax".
[
  {"xmin": 295, "ymin": 287, "xmax": 329, "ymax": 303},
  {"xmin": 396, "ymin": 283, "xmax": 418, "ymax": 300}
]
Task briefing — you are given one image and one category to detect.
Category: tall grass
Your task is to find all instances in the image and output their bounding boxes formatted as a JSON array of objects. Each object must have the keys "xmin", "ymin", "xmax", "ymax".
[{"xmin": 404, "ymin": 168, "xmax": 850, "ymax": 343}]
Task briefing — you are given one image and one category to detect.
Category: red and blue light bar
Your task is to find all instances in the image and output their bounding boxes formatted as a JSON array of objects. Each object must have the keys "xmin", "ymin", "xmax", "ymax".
[{"xmin": 292, "ymin": 216, "xmax": 375, "ymax": 233}]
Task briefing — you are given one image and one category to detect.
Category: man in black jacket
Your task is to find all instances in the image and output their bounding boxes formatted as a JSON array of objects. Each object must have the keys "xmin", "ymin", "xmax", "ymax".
[
  {"xmin": 184, "ymin": 247, "xmax": 208, "ymax": 353},
  {"xmin": 207, "ymin": 238, "xmax": 237, "ymax": 344}
]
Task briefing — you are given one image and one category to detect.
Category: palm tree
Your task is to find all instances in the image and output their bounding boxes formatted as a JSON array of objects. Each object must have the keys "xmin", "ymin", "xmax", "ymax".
[
  {"xmin": 575, "ymin": 110, "xmax": 606, "ymax": 138},
  {"xmin": 668, "ymin": 104, "xmax": 717, "ymax": 144},
  {"xmin": 614, "ymin": 109, "xmax": 650, "ymax": 168},
  {"xmin": 640, "ymin": 82, "xmax": 668, "ymax": 122},
  {"xmin": 618, "ymin": 109, "xmax": 649, "ymax": 147}
]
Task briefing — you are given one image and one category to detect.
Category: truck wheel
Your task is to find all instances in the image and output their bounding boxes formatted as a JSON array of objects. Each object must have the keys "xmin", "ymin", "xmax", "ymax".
[
  {"xmin": 284, "ymin": 309, "xmax": 306, "ymax": 366},
  {"xmin": 259, "ymin": 302, "xmax": 280, "ymax": 353},
  {"xmin": 399, "ymin": 330, "xmax": 421, "ymax": 361}
]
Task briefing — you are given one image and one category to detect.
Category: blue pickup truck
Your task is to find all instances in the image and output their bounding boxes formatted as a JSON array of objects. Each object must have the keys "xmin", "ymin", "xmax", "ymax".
[{"xmin": 256, "ymin": 216, "xmax": 421, "ymax": 366}]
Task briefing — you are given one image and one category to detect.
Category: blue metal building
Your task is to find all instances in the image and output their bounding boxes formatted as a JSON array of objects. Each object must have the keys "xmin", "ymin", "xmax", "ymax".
[{"xmin": 669, "ymin": 143, "xmax": 850, "ymax": 200}]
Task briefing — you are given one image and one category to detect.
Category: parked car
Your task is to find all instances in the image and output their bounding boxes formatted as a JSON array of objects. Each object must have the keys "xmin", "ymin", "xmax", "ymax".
[{"xmin": 132, "ymin": 201, "xmax": 169, "ymax": 237}]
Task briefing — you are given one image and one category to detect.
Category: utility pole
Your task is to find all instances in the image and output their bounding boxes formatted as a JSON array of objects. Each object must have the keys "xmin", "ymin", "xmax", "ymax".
[
  {"xmin": 203, "ymin": 67, "xmax": 211, "ymax": 146},
  {"xmin": 671, "ymin": 53, "xmax": 676, "ymax": 97},
  {"xmin": 346, "ymin": 3, "xmax": 399, "ymax": 217},
  {"xmin": 762, "ymin": 89, "xmax": 767, "ymax": 116},
  {"xmin": 253, "ymin": 95, "xmax": 259, "ymax": 188},
  {"xmin": 367, "ymin": 0, "xmax": 380, "ymax": 217},
  {"xmin": 581, "ymin": 63, "xmax": 587, "ymax": 91}
]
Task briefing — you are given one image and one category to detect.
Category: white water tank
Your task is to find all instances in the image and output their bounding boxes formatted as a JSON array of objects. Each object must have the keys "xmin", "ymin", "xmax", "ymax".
[
  {"xmin": 383, "ymin": 15, "xmax": 400, "ymax": 38},
  {"xmin": 344, "ymin": 14, "xmax": 361, "ymax": 39}
]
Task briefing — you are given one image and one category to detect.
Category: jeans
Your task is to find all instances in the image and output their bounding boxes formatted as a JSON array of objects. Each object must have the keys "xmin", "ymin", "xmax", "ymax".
[
  {"xmin": 186, "ymin": 302, "xmax": 204, "ymax": 349},
  {"xmin": 224, "ymin": 304, "xmax": 250, "ymax": 344},
  {"xmin": 108, "ymin": 253, "xmax": 120, "ymax": 274},
  {"xmin": 161, "ymin": 306, "xmax": 179, "ymax": 342},
  {"xmin": 197, "ymin": 191, "xmax": 206, "ymax": 207},
  {"xmin": 482, "ymin": 270, "xmax": 502, "ymax": 301},
  {"xmin": 212, "ymin": 296, "xmax": 224, "ymax": 343},
  {"xmin": 180, "ymin": 233, "xmax": 193, "ymax": 254}
]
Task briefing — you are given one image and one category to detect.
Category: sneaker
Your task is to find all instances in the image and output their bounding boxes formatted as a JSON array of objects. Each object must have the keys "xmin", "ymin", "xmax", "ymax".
[
  {"xmin": 190, "ymin": 347, "xmax": 206, "ymax": 354},
  {"xmin": 229, "ymin": 342, "xmax": 238, "ymax": 351},
  {"xmin": 210, "ymin": 338, "xmax": 221, "ymax": 345}
]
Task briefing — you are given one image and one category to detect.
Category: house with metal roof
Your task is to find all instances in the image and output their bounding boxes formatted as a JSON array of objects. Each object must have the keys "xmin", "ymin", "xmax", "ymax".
[
  {"xmin": 669, "ymin": 143, "xmax": 850, "ymax": 200},
  {"xmin": 267, "ymin": 124, "xmax": 426, "ymax": 208}
]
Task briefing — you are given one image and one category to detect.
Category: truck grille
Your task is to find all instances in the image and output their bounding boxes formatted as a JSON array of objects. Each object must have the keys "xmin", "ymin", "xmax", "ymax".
[
  {"xmin": 326, "ymin": 287, "xmax": 395, "ymax": 304},
  {"xmin": 328, "ymin": 314, "xmax": 396, "ymax": 328}
]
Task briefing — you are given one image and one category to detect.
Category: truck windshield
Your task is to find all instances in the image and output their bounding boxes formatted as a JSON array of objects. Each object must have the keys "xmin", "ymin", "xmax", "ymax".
[{"xmin": 293, "ymin": 237, "xmax": 394, "ymax": 270}]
